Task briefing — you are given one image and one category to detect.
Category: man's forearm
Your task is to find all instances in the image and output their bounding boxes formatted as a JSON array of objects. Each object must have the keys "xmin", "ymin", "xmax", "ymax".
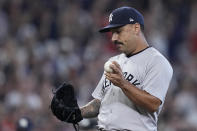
[
  {"xmin": 121, "ymin": 80, "xmax": 161, "ymax": 113},
  {"xmin": 80, "ymin": 99, "xmax": 101, "ymax": 118}
]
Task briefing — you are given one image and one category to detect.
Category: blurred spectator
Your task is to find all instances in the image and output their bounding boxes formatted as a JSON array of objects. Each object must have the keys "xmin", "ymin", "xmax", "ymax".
[{"xmin": 16, "ymin": 117, "xmax": 33, "ymax": 131}]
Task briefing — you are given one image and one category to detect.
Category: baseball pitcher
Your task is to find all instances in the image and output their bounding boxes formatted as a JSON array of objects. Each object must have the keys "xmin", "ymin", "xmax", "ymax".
[{"xmin": 50, "ymin": 6, "xmax": 173, "ymax": 131}]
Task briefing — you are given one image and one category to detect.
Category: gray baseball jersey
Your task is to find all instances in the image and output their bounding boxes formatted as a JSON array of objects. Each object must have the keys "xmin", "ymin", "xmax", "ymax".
[{"xmin": 92, "ymin": 47, "xmax": 173, "ymax": 131}]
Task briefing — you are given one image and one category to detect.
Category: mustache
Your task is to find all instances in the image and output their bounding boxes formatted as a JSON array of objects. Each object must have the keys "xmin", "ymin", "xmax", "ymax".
[{"xmin": 114, "ymin": 41, "xmax": 123, "ymax": 45}]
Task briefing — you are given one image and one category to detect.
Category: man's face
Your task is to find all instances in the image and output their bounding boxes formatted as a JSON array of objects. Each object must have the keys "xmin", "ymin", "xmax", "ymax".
[{"xmin": 111, "ymin": 24, "xmax": 138, "ymax": 55}]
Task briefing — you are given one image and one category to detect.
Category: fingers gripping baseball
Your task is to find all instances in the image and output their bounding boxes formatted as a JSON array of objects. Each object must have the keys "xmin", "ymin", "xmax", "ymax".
[
  {"xmin": 105, "ymin": 61, "xmax": 126, "ymax": 87},
  {"xmin": 110, "ymin": 62, "xmax": 121, "ymax": 74},
  {"xmin": 112, "ymin": 61, "xmax": 121, "ymax": 71}
]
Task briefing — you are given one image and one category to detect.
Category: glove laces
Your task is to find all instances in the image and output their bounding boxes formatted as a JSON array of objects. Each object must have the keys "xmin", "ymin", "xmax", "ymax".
[{"xmin": 65, "ymin": 110, "xmax": 80, "ymax": 131}]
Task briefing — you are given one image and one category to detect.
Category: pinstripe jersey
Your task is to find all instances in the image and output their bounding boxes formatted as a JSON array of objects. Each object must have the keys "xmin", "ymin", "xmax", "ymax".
[{"xmin": 92, "ymin": 47, "xmax": 173, "ymax": 131}]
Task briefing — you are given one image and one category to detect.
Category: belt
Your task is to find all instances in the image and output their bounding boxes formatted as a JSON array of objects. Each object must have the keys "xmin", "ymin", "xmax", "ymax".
[
  {"xmin": 98, "ymin": 129, "xmax": 105, "ymax": 131},
  {"xmin": 98, "ymin": 129, "xmax": 131, "ymax": 131},
  {"xmin": 98, "ymin": 128, "xmax": 107, "ymax": 131}
]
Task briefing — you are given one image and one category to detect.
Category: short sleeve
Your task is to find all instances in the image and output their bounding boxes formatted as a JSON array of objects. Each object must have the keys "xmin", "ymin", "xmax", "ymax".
[
  {"xmin": 92, "ymin": 73, "xmax": 105, "ymax": 100},
  {"xmin": 142, "ymin": 56, "xmax": 173, "ymax": 103}
]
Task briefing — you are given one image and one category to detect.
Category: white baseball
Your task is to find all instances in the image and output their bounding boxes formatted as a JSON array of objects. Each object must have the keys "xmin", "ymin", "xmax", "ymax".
[{"xmin": 104, "ymin": 61, "xmax": 113, "ymax": 73}]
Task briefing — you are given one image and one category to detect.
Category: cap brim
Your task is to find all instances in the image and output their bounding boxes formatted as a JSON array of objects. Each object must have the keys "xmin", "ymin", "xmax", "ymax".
[{"xmin": 99, "ymin": 24, "xmax": 125, "ymax": 33}]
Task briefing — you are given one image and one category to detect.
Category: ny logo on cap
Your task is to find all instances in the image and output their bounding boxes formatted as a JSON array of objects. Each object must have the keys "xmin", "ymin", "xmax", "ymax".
[
  {"xmin": 129, "ymin": 18, "xmax": 134, "ymax": 22},
  {"xmin": 109, "ymin": 13, "xmax": 113, "ymax": 22}
]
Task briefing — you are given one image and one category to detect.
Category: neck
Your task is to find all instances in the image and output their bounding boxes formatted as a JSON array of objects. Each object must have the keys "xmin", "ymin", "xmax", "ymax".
[
  {"xmin": 126, "ymin": 46, "xmax": 150, "ymax": 57},
  {"xmin": 126, "ymin": 34, "xmax": 149, "ymax": 56}
]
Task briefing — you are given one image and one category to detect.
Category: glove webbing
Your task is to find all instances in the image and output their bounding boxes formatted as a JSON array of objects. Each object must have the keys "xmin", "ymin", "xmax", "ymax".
[{"xmin": 52, "ymin": 84, "xmax": 81, "ymax": 131}]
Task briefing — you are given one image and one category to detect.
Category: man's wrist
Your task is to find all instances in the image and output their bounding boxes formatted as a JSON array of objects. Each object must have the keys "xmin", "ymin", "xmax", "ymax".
[{"xmin": 120, "ymin": 79, "xmax": 131, "ymax": 90}]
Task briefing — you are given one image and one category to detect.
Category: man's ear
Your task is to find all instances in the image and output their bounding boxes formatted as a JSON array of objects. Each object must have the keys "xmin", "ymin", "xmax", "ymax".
[{"xmin": 134, "ymin": 23, "xmax": 141, "ymax": 35}]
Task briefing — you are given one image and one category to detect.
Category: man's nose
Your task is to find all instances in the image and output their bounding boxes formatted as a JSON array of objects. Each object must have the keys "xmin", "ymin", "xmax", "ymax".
[{"xmin": 112, "ymin": 33, "xmax": 118, "ymax": 42}]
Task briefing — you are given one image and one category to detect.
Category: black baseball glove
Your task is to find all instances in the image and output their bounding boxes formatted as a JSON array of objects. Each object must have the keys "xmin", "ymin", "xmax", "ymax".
[{"xmin": 50, "ymin": 83, "xmax": 83, "ymax": 124}]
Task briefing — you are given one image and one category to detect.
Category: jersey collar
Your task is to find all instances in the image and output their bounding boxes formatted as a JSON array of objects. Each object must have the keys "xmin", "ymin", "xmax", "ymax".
[{"xmin": 126, "ymin": 46, "xmax": 151, "ymax": 58}]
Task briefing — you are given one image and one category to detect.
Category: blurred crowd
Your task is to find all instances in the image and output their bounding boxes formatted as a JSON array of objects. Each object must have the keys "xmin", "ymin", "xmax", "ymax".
[{"xmin": 0, "ymin": 0, "xmax": 196, "ymax": 131}]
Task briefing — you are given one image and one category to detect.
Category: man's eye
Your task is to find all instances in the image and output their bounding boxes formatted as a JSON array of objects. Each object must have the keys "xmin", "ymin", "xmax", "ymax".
[
  {"xmin": 112, "ymin": 30, "xmax": 121, "ymax": 34},
  {"xmin": 116, "ymin": 31, "xmax": 120, "ymax": 34}
]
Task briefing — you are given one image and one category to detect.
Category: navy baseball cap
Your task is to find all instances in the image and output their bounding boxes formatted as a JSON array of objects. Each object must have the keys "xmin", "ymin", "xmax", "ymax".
[{"xmin": 99, "ymin": 6, "xmax": 144, "ymax": 33}]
